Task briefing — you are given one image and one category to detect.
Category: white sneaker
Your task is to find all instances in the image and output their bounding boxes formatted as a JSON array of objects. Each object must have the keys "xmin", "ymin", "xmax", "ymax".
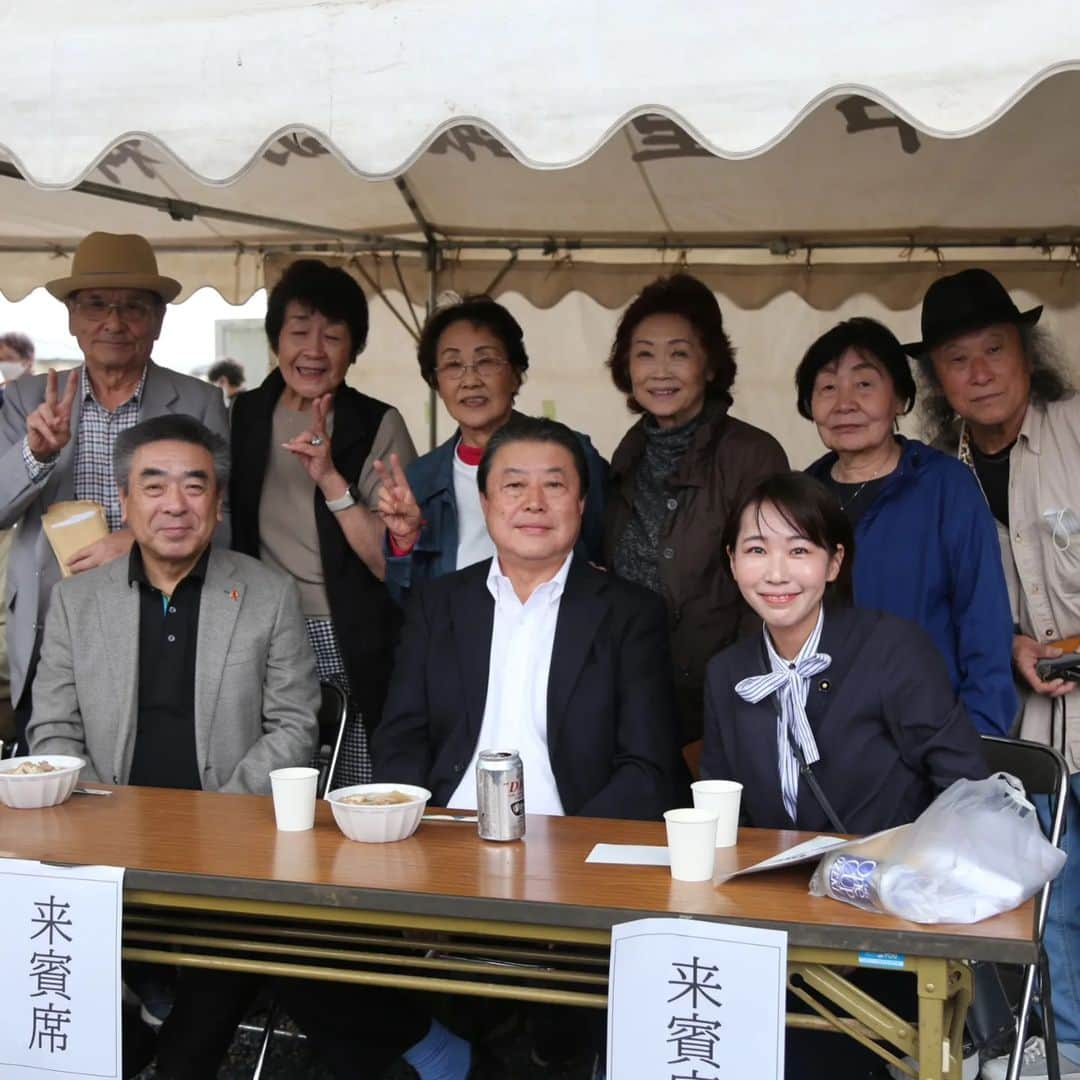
[{"xmin": 980, "ymin": 1036, "xmax": 1080, "ymax": 1080}]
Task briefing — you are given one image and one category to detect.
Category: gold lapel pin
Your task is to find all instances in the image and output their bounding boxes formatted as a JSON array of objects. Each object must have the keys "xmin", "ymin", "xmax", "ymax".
[{"xmin": 228, "ymin": 589, "xmax": 240, "ymax": 601}]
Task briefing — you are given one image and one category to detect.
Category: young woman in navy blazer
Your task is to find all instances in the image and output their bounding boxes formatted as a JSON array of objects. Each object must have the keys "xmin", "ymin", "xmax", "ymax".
[
  {"xmin": 702, "ymin": 471, "xmax": 988, "ymax": 835},
  {"xmin": 702, "ymin": 472, "xmax": 988, "ymax": 1080}
]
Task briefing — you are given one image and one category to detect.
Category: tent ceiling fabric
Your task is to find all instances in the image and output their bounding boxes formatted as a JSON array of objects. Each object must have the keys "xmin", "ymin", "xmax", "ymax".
[
  {"xmin": 4, "ymin": 0, "xmax": 1080, "ymax": 184},
  {"xmin": 3, "ymin": 2, "xmax": 1080, "ymax": 305}
]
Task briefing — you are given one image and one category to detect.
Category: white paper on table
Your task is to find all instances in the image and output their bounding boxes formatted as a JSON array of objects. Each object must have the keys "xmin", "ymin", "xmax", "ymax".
[
  {"xmin": 586, "ymin": 843, "xmax": 670, "ymax": 866},
  {"xmin": 608, "ymin": 917, "xmax": 787, "ymax": 1079},
  {"xmin": 715, "ymin": 835, "xmax": 847, "ymax": 883},
  {"xmin": 0, "ymin": 860, "xmax": 125, "ymax": 1079}
]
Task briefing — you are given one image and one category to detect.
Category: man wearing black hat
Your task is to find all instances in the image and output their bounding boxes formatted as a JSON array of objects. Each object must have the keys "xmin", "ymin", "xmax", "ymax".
[{"xmin": 909, "ymin": 268, "xmax": 1080, "ymax": 1080}]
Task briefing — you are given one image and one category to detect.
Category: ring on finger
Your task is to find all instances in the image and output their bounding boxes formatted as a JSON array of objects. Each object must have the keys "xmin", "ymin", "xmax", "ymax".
[{"xmin": 310, "ymin": 436, "xmax": 324, "ymax": 447}]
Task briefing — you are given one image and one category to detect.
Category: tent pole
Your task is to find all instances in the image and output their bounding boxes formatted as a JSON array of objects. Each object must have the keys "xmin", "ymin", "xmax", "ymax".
[
  {"xmin": 426, "ymin": 242, "xmax": 439, "ymax": 451},
  {"xmin": 346, "ymin": 258, "xmax": 421, "ymax": 345},
  {"xmin": 0, "ymin": 164, "xmax": 427, "ymax": 250}
]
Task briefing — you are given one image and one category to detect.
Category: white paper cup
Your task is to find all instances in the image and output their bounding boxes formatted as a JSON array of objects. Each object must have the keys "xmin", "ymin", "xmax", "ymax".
[
  {"xmin": 691, "ymin": 779, "xmax": 744, "ymax": 847},
  {"xmin": 269, "ymin": 767, "xmax": 319, "ymax": 831},
  {"xmin": 664, "ymin": 808, "xmax": 719, "ymax": 882}
]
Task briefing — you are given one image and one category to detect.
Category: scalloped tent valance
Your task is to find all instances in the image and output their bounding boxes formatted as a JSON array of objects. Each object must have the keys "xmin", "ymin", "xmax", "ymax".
[{"xmin": 2, "ymin": 0, "xmax": 1080, "ymax": 307}]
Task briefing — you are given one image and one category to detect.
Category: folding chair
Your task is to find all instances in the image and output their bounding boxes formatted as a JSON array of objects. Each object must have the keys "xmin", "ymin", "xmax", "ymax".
[
  {"xmin": 249, "ymin": 681, "xmax": 350, "ymax": 1078},
  {"xmin": 981, "ymin": 735, "xmax": 1070, "ymax": 1080},
  {"xmin": 315, "ymin": 681, "xmax": 349, "ymax": 799}
]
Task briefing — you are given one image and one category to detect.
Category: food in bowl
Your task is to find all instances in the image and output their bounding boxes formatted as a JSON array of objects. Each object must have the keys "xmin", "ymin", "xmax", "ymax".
[
  {"xmin": 340, "ymin": 790, "xmax": 416, "ymax": 806},
  {"xmin": 0, "ymin": 755, "xmax": 85, "ymax": 809},
  {"xmin": 7, "ymin": 760, "xmax": 59, "ymax": 775},
  {"xmin": 327, "ymin": 782, "xmax": 432, "ymax": 843}
]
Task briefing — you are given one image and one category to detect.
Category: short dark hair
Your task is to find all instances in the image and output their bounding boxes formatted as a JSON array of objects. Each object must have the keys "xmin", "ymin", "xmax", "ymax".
[
  {"xmin": 794, "ymin": 317, "xmax": 917, "ymax": 420},
  {"xmin": 207, "ymin": 358, "xmax": 245, "ymax": 388},
  {"xmin": 114, "ymin": 415, "xmax": 230, "ymax": 492},
  {"xmin": 264, "ymin": 259, "xmax": 369, "ymax": 358},
  {"xmin": 721, "ymin": 472, "xmax": 854, "ymax": 603},
  {"xmin": 417, "ymin": 295, "xmax": 529, "ymax": 389},
  {"xmin": 477, "ymin": 416, "xmax": 588, "ymax": 498},
  {"xmin": 607, "ymin": 273, "xmax": 737, "ymax": 414},
  {"xmin": 0, "ymin": 331, "xmax": 34, "ymax": 361}
]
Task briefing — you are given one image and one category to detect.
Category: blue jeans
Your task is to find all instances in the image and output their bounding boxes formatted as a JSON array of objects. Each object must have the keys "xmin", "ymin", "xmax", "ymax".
[{"xmin": 1036, "ymin": 772, "xmax": 1080, "ymax": 1048}]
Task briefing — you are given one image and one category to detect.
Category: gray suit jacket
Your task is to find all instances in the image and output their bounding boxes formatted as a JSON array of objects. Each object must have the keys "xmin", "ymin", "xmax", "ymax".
[
  {"xmin": 0, "ymin": 361, "xmax": 230, "ymax": 704},
  {"xmin": 26, "ymin": 546, "xmax": 318, "ymax": 794}
]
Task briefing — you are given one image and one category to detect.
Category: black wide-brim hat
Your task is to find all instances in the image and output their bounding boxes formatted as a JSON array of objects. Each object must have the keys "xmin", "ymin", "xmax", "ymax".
[{"xmin": 904, "ymin": 268, "xmax": 1041, "ymax": 357}]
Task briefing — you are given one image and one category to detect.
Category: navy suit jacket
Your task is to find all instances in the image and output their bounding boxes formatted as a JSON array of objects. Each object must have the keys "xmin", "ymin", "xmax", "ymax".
[
  {"xmin": 701, "ymin": 605, "xmax": 989, "ymax": 834},
  {"xmin": 372, "ymin": 555, "xmax": 684, "ymax": 820}
]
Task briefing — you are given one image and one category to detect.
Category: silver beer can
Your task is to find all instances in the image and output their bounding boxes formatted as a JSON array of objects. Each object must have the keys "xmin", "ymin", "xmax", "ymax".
[{"xmin": 476, "ymin": 750, "xmax": 525, "ymax": 841}]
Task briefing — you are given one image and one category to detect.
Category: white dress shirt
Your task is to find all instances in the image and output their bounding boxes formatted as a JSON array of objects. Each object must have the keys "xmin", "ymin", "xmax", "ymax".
[
  {"xmin": 453, "ymin": 443, "xmax": 497, "ymax": 571},
  {"xmin": 447, "ymin": 552, "xmax": 573, "ymax": 815}
]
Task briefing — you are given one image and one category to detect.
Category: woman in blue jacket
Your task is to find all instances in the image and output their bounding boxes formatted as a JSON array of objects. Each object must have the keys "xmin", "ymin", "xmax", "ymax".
[
  {"xmin": 377, "ymin": 295, "xmax": 606, "ymax": 604},
  {"xmin": 796, "ymin": 316, "xmax": 1017, "ymax": 735}
]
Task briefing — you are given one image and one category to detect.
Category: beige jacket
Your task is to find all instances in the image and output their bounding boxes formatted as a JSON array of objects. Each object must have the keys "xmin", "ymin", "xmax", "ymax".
[
  {"xmin": 0, "ymin": 529, "xmax": 12, "ymax": 742},
  {"xmin": 970, "ymin": 394, "xmax": 1080, "ymax": 771}
]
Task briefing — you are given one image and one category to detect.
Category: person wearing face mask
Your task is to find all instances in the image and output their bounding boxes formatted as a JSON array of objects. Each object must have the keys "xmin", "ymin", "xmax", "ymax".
[
  {"xmin": 603, "ymin": 273, "xmax": 788, "ymax": 768},
  {"xmin": 797, "ymin": 317, "xmax": 1017, "ymax": 736},
  {"xmin": 229, "ymin": 259, "xmax": 417, "ymax": 788},
  {"xmin": 0, "ymin": 331, "xmax": 35, "ymax": 404},
  {"xmin": 909, "ymin": 269, "xmax": 1080, "ymax": 1080}
]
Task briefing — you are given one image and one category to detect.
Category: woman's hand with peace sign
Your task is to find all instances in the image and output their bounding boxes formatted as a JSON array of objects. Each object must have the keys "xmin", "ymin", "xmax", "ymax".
[
  {"xmin": 373, "ymin": 453, "xmax": 424, "ymax": 551},
  {"xmin": 26, "ymin": 367, "xmax": 80, "ymax": 461}
]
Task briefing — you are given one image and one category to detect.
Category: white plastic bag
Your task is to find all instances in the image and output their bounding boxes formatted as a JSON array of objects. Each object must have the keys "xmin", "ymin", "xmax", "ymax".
[{"xmin": 808, "ymin": 773, "xmax": 1067, "ymax": 924}]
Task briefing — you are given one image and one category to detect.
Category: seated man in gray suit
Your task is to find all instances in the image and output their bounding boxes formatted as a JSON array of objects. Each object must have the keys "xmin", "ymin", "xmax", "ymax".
[
  {"xmin": 28, "ymin": 414, "xmax": 318, "ymax": 1079},
  {"xmin": 0, "ymin": 232, "xmax": 230, "ymax": 749}
]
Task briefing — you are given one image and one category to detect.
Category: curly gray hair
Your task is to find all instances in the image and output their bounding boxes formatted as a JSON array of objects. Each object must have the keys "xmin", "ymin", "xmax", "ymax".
[{"xmin": 916, "ymin": 324, "xmax": 1074, "ymax": 450}]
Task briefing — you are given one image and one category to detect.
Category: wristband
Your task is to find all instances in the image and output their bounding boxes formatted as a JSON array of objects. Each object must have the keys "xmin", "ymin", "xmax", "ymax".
[
  {"xmin": 389, "ymin": 533, "xmax": 419, "ymax": 556},
  {"xmin": 325, "ymin": 483, "xmax": 360, "ymax": 513}
]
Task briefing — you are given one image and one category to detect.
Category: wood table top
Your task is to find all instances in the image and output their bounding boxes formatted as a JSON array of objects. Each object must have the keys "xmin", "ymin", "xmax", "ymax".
[{"xmin": 0, "ymin": 785, "xmax": 1037, "ymax": 963}]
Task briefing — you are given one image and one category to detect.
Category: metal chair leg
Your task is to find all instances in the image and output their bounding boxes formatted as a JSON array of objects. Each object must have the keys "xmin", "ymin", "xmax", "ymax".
[
  {"xmin": 1040, "ymin": 949, "xmax": 1061, "ymax": 1080},
  {"xmin": 251, "ymin": 1002, "xmax": 277, "ymax": 1080},
  {"xmin": 1006, "ymin": 964, "xmax": 1039, "ymax": 1080}
]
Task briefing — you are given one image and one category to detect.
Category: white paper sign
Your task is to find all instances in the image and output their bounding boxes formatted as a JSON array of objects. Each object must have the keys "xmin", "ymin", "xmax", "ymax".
[
  {"xmin": 0, "ymin": 860, "xmax": 125, "ymax": 1079},
  {"xmin": 608, "ymin": 917, "xmax": 787, "ymax": 1080}
]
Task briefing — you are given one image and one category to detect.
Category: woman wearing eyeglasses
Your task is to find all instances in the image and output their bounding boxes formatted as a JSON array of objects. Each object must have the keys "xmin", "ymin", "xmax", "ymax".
[{"xmin": 378, "ymin": 295, "xmax": 607, "ymax": 603}]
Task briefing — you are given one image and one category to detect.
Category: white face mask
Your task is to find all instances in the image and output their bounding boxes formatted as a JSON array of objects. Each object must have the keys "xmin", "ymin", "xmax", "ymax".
[{"xmin": 0, "ymin": 361, "xmax": 26, "ymax": 382}]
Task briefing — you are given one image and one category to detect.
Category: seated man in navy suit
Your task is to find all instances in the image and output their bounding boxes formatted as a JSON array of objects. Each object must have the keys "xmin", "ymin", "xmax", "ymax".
[
  {"xmin": 373, "ymin": 414, "xmax": 683, "ymax": 821},
  {"xmin": 362, "ymin": 415, "xmax": 684, "ymax": 1078}
]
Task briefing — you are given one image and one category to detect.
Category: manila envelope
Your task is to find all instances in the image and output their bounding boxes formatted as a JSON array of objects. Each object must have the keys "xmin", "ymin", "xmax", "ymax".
[{"xmin": 41, "ymin": 500, "xmax": 109, "ymax": 578}]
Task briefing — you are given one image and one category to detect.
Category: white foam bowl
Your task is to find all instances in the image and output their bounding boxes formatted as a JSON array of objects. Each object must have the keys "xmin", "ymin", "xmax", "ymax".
[
  {"xmin": 326, "ymin": 783, "xmax": 431, "ymax": 843},
  {"xmin": 0, "ymin": 755, "xmax": 85, "ymax": 809}
]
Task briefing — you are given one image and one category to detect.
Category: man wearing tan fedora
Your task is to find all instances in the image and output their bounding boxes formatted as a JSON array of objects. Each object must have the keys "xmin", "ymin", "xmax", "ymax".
[{"xmin": 0, "ymin": 231, "xmax": 229, "ymax": 749}]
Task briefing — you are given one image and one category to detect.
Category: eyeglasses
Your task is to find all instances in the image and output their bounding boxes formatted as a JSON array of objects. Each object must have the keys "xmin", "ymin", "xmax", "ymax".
[
  {"xmin": 435, "ymin": 357, "xmax": 509, "ymax": 382},
  {"xmin": 71, "ymin": 297, "xmax": 158, "ymax": 324}
]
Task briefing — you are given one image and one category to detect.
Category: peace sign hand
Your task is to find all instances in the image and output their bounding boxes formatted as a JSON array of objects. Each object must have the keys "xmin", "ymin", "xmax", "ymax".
[
  {"xmin": 26, "ymin": 367, "xmax": 79, "ymax": 461},
  {"xmin": 374, "ymin": 453, "xmax": 423, "ymax": 547},
  {"xmin": 282, "ymin": 393, "xmax": 335, "ymax": 486}
]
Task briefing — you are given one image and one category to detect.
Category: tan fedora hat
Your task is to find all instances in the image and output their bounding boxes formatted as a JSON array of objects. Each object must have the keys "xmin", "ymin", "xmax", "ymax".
[{"xmin": 46, "ymin": 232, "xmax": 182, "ymax": 302}]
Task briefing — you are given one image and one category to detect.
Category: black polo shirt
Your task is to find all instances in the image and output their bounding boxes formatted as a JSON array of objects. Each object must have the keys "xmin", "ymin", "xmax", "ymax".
[{"xmin": 127, "ymin": 545, "xmax": 210, "ymax": 790}]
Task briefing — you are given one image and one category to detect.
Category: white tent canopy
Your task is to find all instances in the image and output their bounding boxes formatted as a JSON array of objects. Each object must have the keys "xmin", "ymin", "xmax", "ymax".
[
  {"xmin": 6, "ymin": 0, "xmax": 1080, "ymax": 183},
  {"xmin": 4, "ymin": 1, "xmax": 1080, "ymax": 465},
  {"xmin": 3, "ymin": 1, "xmax": 1080, "ymax": 308}
]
